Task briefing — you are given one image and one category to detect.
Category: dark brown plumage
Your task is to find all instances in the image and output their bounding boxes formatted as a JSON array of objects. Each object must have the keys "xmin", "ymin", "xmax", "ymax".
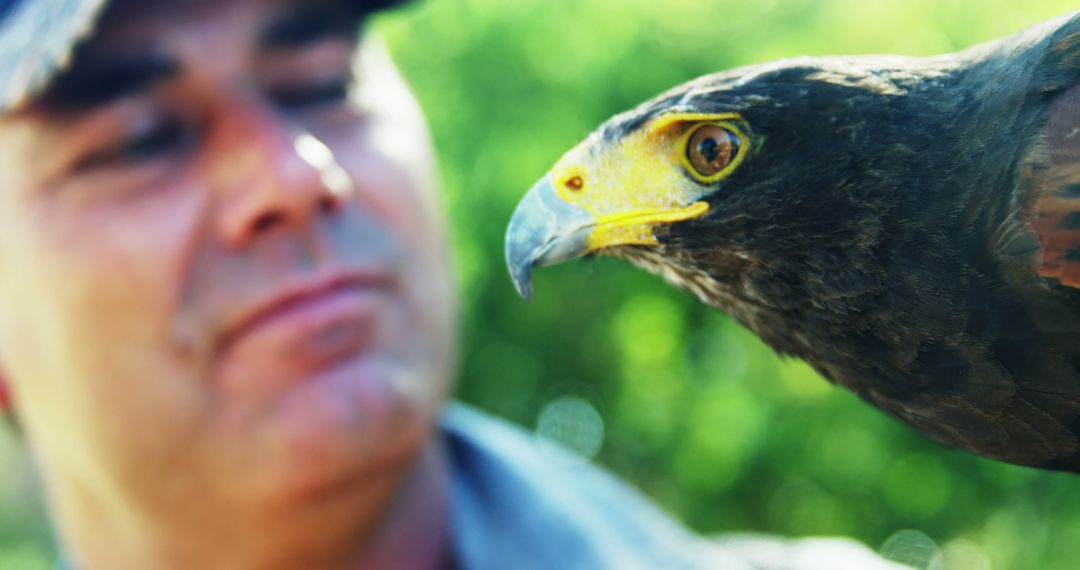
[{"xmin": 506, "ymin": 11, "xmax": 1080, "ymax": 471}]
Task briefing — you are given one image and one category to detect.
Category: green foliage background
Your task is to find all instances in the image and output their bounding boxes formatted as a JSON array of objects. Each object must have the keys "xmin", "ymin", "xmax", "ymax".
[{"xmin": 2, "ymin": 1, "xmax": 1080, "ymax": 569}]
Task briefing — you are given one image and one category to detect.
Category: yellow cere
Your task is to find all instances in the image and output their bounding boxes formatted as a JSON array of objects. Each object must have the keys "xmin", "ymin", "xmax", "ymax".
[{"xmin": 550, "ymin": 112, "xmax": 749, "ymax": 250}]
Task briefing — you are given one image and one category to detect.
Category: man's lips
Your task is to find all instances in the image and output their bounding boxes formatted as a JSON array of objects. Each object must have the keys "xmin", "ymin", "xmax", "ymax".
[{"xmin": 217, "ymin": 271, "xmax": 394, "ymax": 362}]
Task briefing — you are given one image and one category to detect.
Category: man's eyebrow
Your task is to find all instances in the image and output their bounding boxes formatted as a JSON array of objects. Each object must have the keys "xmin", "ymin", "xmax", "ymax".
[
  {"xmin": 260, "ymin": 6, "xmax": 360, "ymax": 50},
  {"xmin": 37, "ymin": 53, "xmax": 180, "ymax": 111}
]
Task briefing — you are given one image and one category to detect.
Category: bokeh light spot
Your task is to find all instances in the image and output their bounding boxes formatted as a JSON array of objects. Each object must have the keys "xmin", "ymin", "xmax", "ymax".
[
  {"xmin": 880, "ymin": 529, "xmax": 941, "ymax": 569},
  {"xmin": 535, "ymin": 396, "xmax": 605, "ymax": 461},
  {"xmin": 939, "ymin": 538, "xmax": 992, "ymax": 570}
]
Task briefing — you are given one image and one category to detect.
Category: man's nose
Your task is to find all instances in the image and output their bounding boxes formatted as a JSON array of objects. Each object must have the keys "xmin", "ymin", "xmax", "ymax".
[{"xmin": 206, "ymin": 94, "xmax": 352, "ymax": 248}]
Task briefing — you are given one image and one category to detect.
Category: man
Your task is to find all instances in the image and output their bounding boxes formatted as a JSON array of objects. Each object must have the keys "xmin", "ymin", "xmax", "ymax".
[{"xmin": 0, "ymin": 0, "xmax": 909, "ymax": 568}]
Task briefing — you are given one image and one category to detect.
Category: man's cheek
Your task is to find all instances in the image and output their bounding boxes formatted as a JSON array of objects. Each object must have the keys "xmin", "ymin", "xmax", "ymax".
[
  {"xmin": 26, "ymin": 179, "xmax": 205, "ymax": 343},
  {"xmin": 339, "ymin": 151, "xmax": 436, "ymax": 253}
]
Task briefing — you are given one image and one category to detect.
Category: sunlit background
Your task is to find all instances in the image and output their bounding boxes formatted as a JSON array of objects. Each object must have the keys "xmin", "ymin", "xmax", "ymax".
[{"xmin": 3, "ymin": 0, "xmax": 1080, "ymax": 568}]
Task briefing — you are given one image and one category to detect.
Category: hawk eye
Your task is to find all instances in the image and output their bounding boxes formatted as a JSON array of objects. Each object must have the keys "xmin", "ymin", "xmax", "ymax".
[{"xmin": 686, "ymin": 124, "xmax": 740, "ymax": 179}]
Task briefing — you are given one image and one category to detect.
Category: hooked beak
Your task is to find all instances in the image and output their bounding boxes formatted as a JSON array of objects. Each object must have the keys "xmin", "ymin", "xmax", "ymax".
[{"xmin": 504, "ymin": 175, "xmax": 594, "ymax": 301}]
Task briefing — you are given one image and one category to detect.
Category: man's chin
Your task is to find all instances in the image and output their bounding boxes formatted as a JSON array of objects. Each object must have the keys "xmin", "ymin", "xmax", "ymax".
[{"xmin": 218, "ymin": 353, "xmax": 434, "ymax": 502}]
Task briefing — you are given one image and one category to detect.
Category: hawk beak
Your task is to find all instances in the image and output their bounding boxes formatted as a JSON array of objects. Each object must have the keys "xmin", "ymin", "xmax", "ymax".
[{"xmin": 504, "ymin": 175, "xmax": 595, "ymax": 301}]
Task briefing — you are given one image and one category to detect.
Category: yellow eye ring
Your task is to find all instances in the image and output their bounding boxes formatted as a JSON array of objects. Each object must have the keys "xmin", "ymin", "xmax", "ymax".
[{"xmin": 676, "ymin": 119, "xmax": 749, "ymax": 184}]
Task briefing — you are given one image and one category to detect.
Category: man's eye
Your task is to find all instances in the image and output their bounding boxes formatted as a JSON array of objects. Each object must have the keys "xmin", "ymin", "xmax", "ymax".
[
  {"xmin": 271, "ymin": 79, "xmax": 351, "ymax": 110},
  {"xmin": 77, "ymin": 119, "xmax": 192, "ymax": 172}
]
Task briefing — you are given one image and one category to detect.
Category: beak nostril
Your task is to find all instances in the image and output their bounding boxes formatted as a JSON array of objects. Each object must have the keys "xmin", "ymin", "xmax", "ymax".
[
  {"xmin": 251, "ymin": 211, "xmax": 285, "ymax": 234},
  {"xmin": 0, "ymin": 381, "xmax": 11, "ymax": 414},
  {"xmin": 318, "ymin": 195, "xmax": 341, "ymax": 215}
]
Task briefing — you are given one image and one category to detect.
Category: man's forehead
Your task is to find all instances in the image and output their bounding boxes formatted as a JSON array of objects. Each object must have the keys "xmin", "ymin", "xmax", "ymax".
[
  {"xmin": 30, "ymin": 0, "xmax": 365, "ymax": 113},
  {"xmin": 0, "ymin": 0, "xmax": 406, "ymax": 113},
  {"xmin": 89, "ymin": 0, "xmax": 355, "ymax": 52}
]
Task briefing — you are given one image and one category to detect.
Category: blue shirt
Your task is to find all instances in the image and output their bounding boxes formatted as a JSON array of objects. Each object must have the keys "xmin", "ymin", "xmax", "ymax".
[
  {"xmin": 443, "ymin": 404, "xmax": 910, "ymax": 570},
  {"xmin": 445, "ymin": 404, "xmax": 740, "ymax": 569}
]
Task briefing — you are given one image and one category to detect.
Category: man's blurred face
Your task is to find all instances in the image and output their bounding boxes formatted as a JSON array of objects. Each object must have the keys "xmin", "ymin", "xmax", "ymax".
[{"xmin": 0, "ymin": 0, "xmax": 456, "ymax": 517}]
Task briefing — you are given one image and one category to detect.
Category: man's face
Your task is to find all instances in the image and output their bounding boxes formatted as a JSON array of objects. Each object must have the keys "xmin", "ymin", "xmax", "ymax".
[{"xmin": 0, "ymin": 0, "xmax": 456, "ymax": 512}]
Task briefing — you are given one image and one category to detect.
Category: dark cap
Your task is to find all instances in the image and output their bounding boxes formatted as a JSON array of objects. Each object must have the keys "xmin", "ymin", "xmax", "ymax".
[{"xmin": 0, "ymin": 0, "xmax": 406, "ymax": 112}]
